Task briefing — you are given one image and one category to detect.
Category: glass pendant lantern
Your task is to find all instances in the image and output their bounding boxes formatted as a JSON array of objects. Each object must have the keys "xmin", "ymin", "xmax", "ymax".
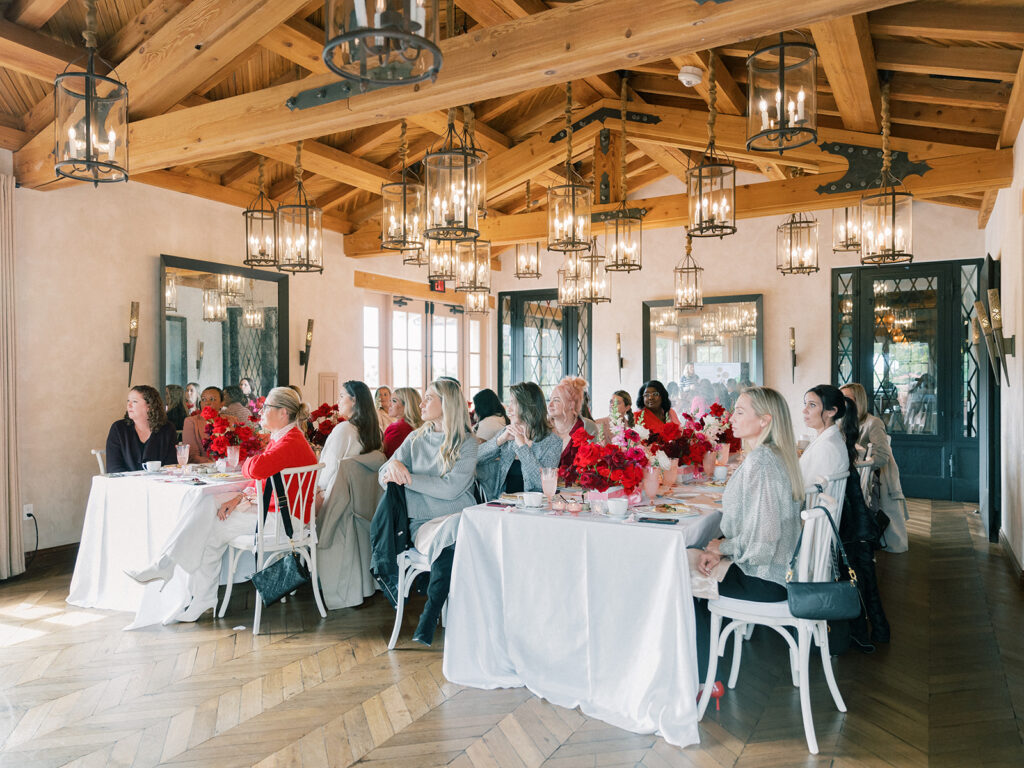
[
  {"xmin": 242, "ymin": 280, "xmax": 264, "ymax": 329},
  {"xmin": 277, "ymin": 141, "xmax": 324, "ymax": 273},
  {"xmin": 323, "ymin": 0, "xmax": 442, "ymax": 87},
  {"xmin": 548, "ymin": 82, "xmax": 592, "ymax": 252},
  {"xmin": 164, "ymin": 273, "xmax": 177, "ymax": 312},
  {"xmin": 515, "ymin": 180, "xmax": 542, "ymax": 278},
  {"xmin": 688, "ymin": 55, "xmax": 736, "ymax": 238},
  {"xmin": 605, "ymin": 76, "xmax": 643, "ymax": 272},
  {"xmin": 423, "ymin": 109, "xmax": 483, "ymax": 242},
  {"xmin": 382, "ymin": 120, "xmax": 425, "ymax": 256},
  {"xmin": 578, "ymin": 241, "xmax": 611, "ymax": 304},
  {"xmin": 218, "ymin": 274, "xmax": 245, "ymax": 303},
  {"xmin": 557, "ymin": 256, "xmax": 582, "ymax": 307},
  {"xmin": 426, "ymin": 237, "xmax": 458, "ymax": 282},
  {"xmin": 673, "ymin": 233, "xmax": 703, "ymax": 311},
  {"xmin": 860, "ymin": 82, "xmax": 913, "ymax": 265},
  {"xmin": 465, "ymin": 290, "xmax": 489, "ymax": 315},
  {"xmin": 746, "ymin": 32, "xmax": 818, "ymax": 153},
  {"xmin": 777, "ymin": 211, "xmax": 820, "ymax": 275},
  {"xmin": 455, "ymin": 238, "xmax": 491, "ymax": 293},
  {"xmin": 832, "ymin": 205, "xmax": 860, "ymax": 253},
  {"xmin": 54, "ymin": 0, "xmax": 128, "ymax": 185},
  {"xmin": 203, "ymin": 289, "xmax": 227, "ymax": 322},
  {"xmin": 244, "ymin": 157, "xmax": 277, "ymax": 267}
]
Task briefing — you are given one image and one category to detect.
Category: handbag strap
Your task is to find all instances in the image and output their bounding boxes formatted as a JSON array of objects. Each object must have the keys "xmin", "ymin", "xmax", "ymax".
[
  {"xmin": 787, "ymin": 504, "xmax": 856, "ymax": 585},
  {"xmin": 260, "ymin": 472, "xmax": 294, "ymax": 539}
]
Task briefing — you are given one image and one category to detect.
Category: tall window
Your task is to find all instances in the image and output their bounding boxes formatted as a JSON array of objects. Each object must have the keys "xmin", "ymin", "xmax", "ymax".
[
  {"xmin": 391, "ymin": 309, "xmax": 423, "ymax": 390},
  {"xmin": 432, "ymin": 313, "xmax": 460, "ymax": 381},
  {"xmin": 363, "ymin": 305, "xmax": 380, "ymax": 388},
  {"xmin": 468, "ymin": 318, "xmax": 482, "ymax": 397}
]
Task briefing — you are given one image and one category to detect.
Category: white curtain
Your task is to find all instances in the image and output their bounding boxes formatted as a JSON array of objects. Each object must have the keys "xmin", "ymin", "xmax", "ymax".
[{"xmin": 0, "ymin": 173, "xmax": 23, "ymax": 579}]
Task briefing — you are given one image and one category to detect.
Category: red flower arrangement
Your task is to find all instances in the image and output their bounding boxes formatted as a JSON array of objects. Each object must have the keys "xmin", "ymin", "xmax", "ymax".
[
  {"xmin": 306, "ymin": 403, "xmax": 346, "ymax": 448},
  {"xmin": 644, "ymin": 418, "xmax": 716, "ymax": 468},
  {"xmin": 247, "ymin": 396, "xmax": 266, "ymax": 420},
  {"xmin": 200, "ymin": 406, "xmax": 267, "ymax": 461},
  {"xmin": 558, "ymin": 428, "xmax": 649, "ymax": 494}
]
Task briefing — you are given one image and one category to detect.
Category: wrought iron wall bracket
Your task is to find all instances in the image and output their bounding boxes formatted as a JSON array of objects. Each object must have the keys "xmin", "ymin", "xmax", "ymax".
[
  {"xmin": 598, "ymin": 173, "xmax": 611, "ymax": 204},
  {"xmin": 287, "ymin": 78, "xmax": 397, "ymax": 110},
  {"xmin": 591, "ymin": 207, "xmax": 647, "ymax": 223},
  {"xmin": 549, "ymin": 107, "xmax": 660, "ymax": 143},
  {"xmin": 815, "ymin": 142, "xmax": 931, "ymax": 195}
]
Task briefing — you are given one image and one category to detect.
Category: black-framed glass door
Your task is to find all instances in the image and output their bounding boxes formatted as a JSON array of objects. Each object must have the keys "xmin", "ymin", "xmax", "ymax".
[
  {"xmin": 832, "ymin": 260, "xmax": 981, "ymax": 501},
  {"xmin": 497, "ymin": 290, "xmax": 591, "ymax": 401}
]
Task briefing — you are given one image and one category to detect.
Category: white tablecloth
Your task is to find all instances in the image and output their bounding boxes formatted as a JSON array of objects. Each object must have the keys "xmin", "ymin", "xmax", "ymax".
[
  {"xmin": 68, "ymin": 473, "xmax": 251, "ymax": 625},
  {"xmin": 442, "ymin": 504, "xmax": 723, "ymax": 749}
]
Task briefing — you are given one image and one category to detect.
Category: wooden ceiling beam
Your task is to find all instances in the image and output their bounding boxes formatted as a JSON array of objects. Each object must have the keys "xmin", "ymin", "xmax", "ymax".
[
  {"xmin": 889, "ymin": 101, "xmax": 1003, "ymax": 136},
  {"xmin": 255, "ymin": 140, "xmax": 390, "ymax": 193},
  {"xmin": 343, "ymin": 122, "xmax": 402, "ymax": 156},
  {"xmin": 869, "ymin": 2, "xmax": 1024, "ymax": 46},
  {"xmin": 100, "ymin": 0, "xmax": 190, "ymax": 63},
  {"xmin": 999, "ymin": 52, "xmax": 1024, "ymax": 147},
  {"xmin": 671, "ymin": 50, "xmax": 745, "ymax": 116},
  {"xmin": 888, "ymin": 73, "xmax": 1010, "ymax": 111},
  {"xmin": 408, "ymin": 110, "xmax": 512, "ymax": 154},
  {"xmin": 629, "ymin": 139, "xmax": 692, "ymax": 183},
  {"xmin": 0, "ymin": 112, "xmax": 28, "ymax": 150},
  {"xmin": 453, "ymin": 148, "xmax": 1013, "ymax": 248},
  {"xmin": 5, "ymin": 0, "xmax": 67, "ymax": 30},
  {"xmin": 0, "ymin": 18, "xmax": 85, "ymax": 81},
  {"xmin": 977, "ymin": 189, "xmax": 998, "ymax": 228},
  {"xmin": 456, "ymin": 0, "xmax": 548, "ymax": 27},
  {"xmin": 809, "ymin": 14, "xmax": 880, "ymax": 133},
  {"xmin": 220, "ymin": 154, "xmax": 263, "ymax": 187},
  {"xmin": 259, "ymin": 16, "xmax": 327, "ymax": 74},
  {"xmin": 874, "ymin": 40, "xmax": 1022, "ymax": 82}
]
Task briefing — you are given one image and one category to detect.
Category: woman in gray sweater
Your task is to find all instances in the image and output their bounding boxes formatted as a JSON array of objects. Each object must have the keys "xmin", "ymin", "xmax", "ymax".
[
  {"xmin": 476, "ymin": 382, "xmax": 562, "ymax": 500},
  {"xmin": 693, "ymin": 387, "xmax": 804, "ymax": 673}
]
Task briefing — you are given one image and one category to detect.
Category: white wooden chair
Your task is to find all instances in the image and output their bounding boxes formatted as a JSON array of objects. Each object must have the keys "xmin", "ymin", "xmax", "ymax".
[
  {"xmin": 218, "ymin": 463, "xmax": 327, "ymax": 635},
  {"xmin": 697, "ymin": 500, "xmax": 848, "ymax": 754},
  {"xmin": 803, "ymin": 471, "xmax": 849, "ymax": 522},
  {"xmin": 387, "ymin": 548, "xmax": 447, "ymax": 649},
  {"xmin": 91, "ymin": 449, "xmax": 106, "ymax": 474}
]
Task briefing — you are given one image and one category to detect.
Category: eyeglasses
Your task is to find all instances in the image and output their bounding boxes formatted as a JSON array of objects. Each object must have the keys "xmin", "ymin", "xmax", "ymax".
[{"xmin": 260, "ymin": 404, "xmax": 282, "ymax": 413}]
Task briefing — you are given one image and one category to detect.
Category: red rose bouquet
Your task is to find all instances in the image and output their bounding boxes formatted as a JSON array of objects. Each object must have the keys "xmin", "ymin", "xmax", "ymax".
[
  {"xmin": 640, "ymin": 415, "xmax": 715, "ymax": 469},
  {"xmin": 201, "ymin": 406, "xmax": 267, "ymax": 461},
  {"xmin": 306, "ymin": 403, "xmax": 345, "ymax": 448},
  {"xmin": 247, "ymin": 396, "xmax": 266, "ymax": 420},
  {"xmin": 559, "ymin": 422, "xmax": 650, "ymax": 494}
]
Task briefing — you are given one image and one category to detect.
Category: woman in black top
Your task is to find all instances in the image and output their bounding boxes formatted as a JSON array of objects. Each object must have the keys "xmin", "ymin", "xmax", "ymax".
[
  {"xmin": 105, "ymin": 386, "xmax": 177, "ymax": 473},
  {"xmin": 164, "ymin": 384, "xmax": 188, "ymax": 430}
]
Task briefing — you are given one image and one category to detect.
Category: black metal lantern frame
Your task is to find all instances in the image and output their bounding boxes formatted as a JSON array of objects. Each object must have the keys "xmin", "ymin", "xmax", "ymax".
[
  {"xmin": 423, "ymin": 110, "xmax": 483, "ymax": 242},
  {"xmin": 777, "ymin": 210, "xmax": 820, "ymax": 275},
  {"xmin": 548, "ymin": 82, "xmax": 592, "ymax": 253},
  {"xmin": 323, "ymin": 0, "xmax": 442, "ymax": 87},
  {"xmin": 382, "ymin": 120, "xmax": 426, "ymax": 255},
  {"xmin": 244, "ymin": 156, "xmax": 278, "ymax": 266},
  {"xmin": 277, "ymin": 142, "xmax": 324, "ymax": 274},
  {"xmin": 831, "ymin": 205, "xmax": 860, "ymax": 253},
  {"xmin": 688, "ymin": 54, "xmax": 736, "ymax": 238},
  {"xmin": 515, "ymin": 179, "xmax": 542, "ymax": 278},
  {"xmin": 604, "ymin": 75, "xmax": 643, "ymax": 272},
  {"xmin": 674, "ymin": 234, "xmax": 703, "ymax": 311},
  {"xmin": 746, "ymin": 32, "xmax": 818, "ymax": 154}
]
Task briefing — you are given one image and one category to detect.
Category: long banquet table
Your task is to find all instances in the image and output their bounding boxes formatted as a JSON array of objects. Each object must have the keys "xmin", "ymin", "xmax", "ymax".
[
  {"xmin": 442, "ymin": 492, "xmax": 724, "ymax": 749},
  {"xmin": 68, "ymin": 471, "xmax": 252, "ymax": 626}
]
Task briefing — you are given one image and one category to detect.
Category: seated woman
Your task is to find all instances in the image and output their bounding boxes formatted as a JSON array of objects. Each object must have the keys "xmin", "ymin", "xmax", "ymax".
[
  {"xmin": 477, "ymin": 382, "xmax": 562, "ymax": 500},
  {"xmin": 799, "ymin": 384, "xmax": 856, "ymax": 487},
  {"xmin": 383, "ymin": 387, "xmax": 422, "ymax": 458},
  {"xmin": 374, "ymin": 378, "xmax": 478, "ymax": 646},
  {"xmin": 105, "ymin": 386, "xmax": 177, "ymax": 473},
  {"xmin": 548, "ymin": 376, "xmax": 597, "ymax": 471},
  {"xmin": 126, "ymin": 387, "xmax": 317, "ymax": 622},
  {"xmin": 239, "ymin": 377, "xmax": 257, "ymax": 407},
  {"xmin": 182, "ymin": 386, "xmax": 222, "ymax": 463},
  {"xmin": 472, "ymin": 388, "xmax": 508, "ymax": 441},
  {"xmin": 184, "ymin": 382, "xmax": 200, "ymax": 414},
  {"xmin": 318, "ymin": 380, "xmax": 382, "ymax": 501},
  {"xmin": 840, "ymin": 382, "xmax": 907, "ymax": 554},
  {"xmin": 595, "ymin": 389, "xmax": 634, "ymax": 441},
  {"xmin": 635, "ymin": 379, "xmax": 681, "ymax": 428},
  {"xmin": 165, "ymin": 385, "xmax": 188, "ymax": 431},
  {"xmin": 692, "ymin": 387, "xmax": 804, "ymax": 673},
  {"xmin": 375, "ymin": 386, "xmax": 395, "ymax": 430},
  {"xmin": 221, "ymin": 385, "xmax": 252, "ymax": 424}
]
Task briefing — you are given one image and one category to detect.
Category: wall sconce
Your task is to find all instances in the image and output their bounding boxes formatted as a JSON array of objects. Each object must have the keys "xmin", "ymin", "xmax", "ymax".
[
  {"xmin": 299, "ymin": 319, "xmax": 314, "ymax": 385},
  {"xmin": 789, "ymin": 327, "xmax": 797, "ymax": 382},
  {"xmin": 988, "ymin": 289, "xmax": 1014, "ymax": 383},
  {"xmin": 616, "ymin": 333, "xmax": 624, "ymax": 382},
  {"xmin": 123, "ymin": 301, "xmax": 139, "ymax": 387},
  {"xmin": 974, "ymin": 300, "xmax": 1003, "ymax": 384},
  {"xmin": 196, "ymin": 340, "xmax": 204, "ymax": 377}
]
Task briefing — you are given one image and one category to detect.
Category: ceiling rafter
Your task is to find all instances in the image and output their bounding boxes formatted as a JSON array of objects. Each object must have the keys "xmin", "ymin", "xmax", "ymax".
[
  {"xmin": 5, "ymin": 0, "xmax": 67, "ymax": 30},
  {"xmin": 0, "ymin": 18, "xmax": 86, "ymax": 81},
  {"xmin": 809, "ymin": 14, "xmax": 881, "ymax": 133},
  {"xmin": 873, "ymin": 39, "xmax": 1022, "ymax": 81},
  {"xmin": 868, "ymin": 2, "xmax": 1024, "ymax": 45}
]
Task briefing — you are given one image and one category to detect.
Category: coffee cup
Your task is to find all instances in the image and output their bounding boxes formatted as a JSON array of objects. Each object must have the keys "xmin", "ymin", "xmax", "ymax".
[
  {"xmin": 522, "ymin": 491, "xmax": 544, "ymax": 508},
  {"xmin": 607, "ymin": 498, "xmax": 628, "ymax": 517},
  {"xmin": 144, "ymin": 460, "xmax": 162, "ymax": 472},
  {"xmin": 713, "ymin": 464, "xmax": 728, "ymax": 482}
]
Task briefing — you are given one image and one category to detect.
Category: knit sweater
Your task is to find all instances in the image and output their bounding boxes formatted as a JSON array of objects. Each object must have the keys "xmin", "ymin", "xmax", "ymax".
[
  {"xmin": 378, "ymin": 427, "xmax": 479, "ymax": 527},
  {"xmin": 476, "ymin": 431, "xmax": 562, "ymax": 500},
  {"xmin": 718, "ymin": 444, "xmax": 801, "ymax": 585}
]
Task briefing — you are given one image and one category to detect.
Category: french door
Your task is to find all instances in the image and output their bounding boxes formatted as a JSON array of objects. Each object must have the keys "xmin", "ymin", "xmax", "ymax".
[
  {"xmin": 832, "ymin": 260, "xmax": 982, "ymax": 501},
  {"xmin": 389, "ymin": 299, "xmax": 465, "ymax": 392}
]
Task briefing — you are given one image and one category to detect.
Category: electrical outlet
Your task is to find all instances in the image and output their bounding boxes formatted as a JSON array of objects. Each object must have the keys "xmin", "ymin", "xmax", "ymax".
[{"xmin": 22, "ymin": 504, "xmax": 33, "ymax": 520}]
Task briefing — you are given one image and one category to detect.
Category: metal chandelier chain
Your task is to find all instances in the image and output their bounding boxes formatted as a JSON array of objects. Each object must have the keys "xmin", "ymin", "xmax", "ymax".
[
  {"xmin": 707, "ymin": 54, "xmax": 718, "ymax": 146},
  {"xmin": 880, "ymin": 81, "xmax": 892, "ymax": 178},
  {"xmin": 686, "ymin": 232, "xmax": 692, "ymax": 257},
  {"xmin": 257, "ymin": 156, "xmax": 265, "ymax": 196},
  {"xmin": 525, "ymin": 178, "xmax": 531, "ymax": 212},
  {"xmin": 294, "ymin": 140, "xmax": 303, "ymax": 185},
  {"xmin": 564, "ymin": 81, "xmax": 573, "ymax": 171},
  {"xmin": 399, "ymin": 119, "xmax": 408, "ymax": 167},
  {"xmin": 83, "ymin": 0, "xmax": 98, "ymax": 50},
  {"xmin": 619, "ymin": 75, "xmax": 629, "ymax": 196}
]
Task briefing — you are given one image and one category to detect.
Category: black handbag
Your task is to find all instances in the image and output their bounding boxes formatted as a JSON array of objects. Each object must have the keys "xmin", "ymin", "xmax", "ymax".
[
  {"xmin": 786, "ymin": 504, "xmax": 860, "ymax": 621},
  {"xmin": 250, "ymin": 473, "xmax": 311, "ymax": 606}
]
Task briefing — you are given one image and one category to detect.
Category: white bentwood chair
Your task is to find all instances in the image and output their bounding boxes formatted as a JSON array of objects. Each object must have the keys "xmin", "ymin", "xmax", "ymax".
[
  {"xmin": 387, "ymin": 547, "xmax": 448, "ymax": 649},
  {"xmin": 218, "ymin": 462, "xmax": 327, "ymax": 635},
  {"xmin": 697, "ymin": 498, "xmax": 849, "ymax": 754},
  {"xmin": 91, "ymin": 449, "xmax": 106, "ymax": 475}
]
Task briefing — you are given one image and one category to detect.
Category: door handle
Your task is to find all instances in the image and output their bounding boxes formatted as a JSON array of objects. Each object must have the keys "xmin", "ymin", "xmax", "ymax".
[{"xmin": 948, "ymin": 452, "xmax": 955, "ymax": 477}]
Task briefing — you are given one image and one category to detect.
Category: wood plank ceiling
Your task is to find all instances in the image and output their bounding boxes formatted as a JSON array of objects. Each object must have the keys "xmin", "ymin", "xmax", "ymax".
[{"xmin": 0, "ymin": 0, "xmax": 1020, "ymax": 248}]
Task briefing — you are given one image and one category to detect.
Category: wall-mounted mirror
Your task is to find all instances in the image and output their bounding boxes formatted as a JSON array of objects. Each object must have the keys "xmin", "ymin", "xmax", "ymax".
[
  {"xmin": 642, "ymin": 294, "xmax": 764, "ymax": 411},
  {"xmin": 160, "ymin": 255, "xmax": 289, "ymax": 397}
]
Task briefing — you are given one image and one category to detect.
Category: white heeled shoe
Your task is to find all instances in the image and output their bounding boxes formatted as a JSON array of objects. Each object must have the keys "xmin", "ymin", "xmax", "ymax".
[
  {"xmin": 173, "ymin": 599, "xmax": 217, "ymax": 623},
  {"xmin": 124, "ymin": 556, "xmax": 175, "ymax": 587}
]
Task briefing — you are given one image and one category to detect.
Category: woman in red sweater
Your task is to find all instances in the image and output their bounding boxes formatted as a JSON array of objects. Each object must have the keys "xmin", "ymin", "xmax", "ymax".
[
  {"xmin": 382, "ymin": 387, "xmax": 423, "ymax": 458},
  {"xmin": 127, "ymin": 387, "xmax": 317, "ymax": 622}
]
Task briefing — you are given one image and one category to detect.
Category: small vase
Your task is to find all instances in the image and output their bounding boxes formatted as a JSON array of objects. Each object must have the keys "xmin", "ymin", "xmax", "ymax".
[
  {"xmin": 702, "ymin": 451, "xmax": 715, "ymax": 478},
  {"xmin": 716, "ymin": 444, "xmax": 730, "ymax": 464},
  {"xmin": 662, "ymin": 458, "xmax": 679, "ymax": 487},
  {"xmin": 642, "ymin": 466, "xmax": 662, "ymax": 502}
]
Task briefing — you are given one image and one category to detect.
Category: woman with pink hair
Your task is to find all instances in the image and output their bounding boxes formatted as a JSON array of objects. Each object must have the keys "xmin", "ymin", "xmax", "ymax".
[{"xmin": 547, "ymin": 376, "xmax": 598, "ymax": 471}]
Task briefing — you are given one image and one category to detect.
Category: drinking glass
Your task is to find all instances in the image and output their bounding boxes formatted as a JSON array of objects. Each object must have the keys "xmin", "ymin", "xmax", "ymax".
[
  {"xmin": 226, "ymin": 445, "xmax": 241, "ymax": 469},
  {"xmin": 541, "ymin": 467, "xmax": 558, "ymax": 502},
  {"xmin": 642, "ymin": 466, "xmax": 661, "ymax": 501},
  {"xmin": 176, "ymin": 443, "xmax": 189, "ymax": 469}
]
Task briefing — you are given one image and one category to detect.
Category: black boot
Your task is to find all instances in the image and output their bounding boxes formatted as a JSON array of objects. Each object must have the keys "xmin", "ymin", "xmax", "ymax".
[
  {"xmin": 849, "ymin": 542, "xmax": 890, "ymax": 644},
  {"xmin": 412, "ymin": 546, "xmax": 455, "ymax": 646}
]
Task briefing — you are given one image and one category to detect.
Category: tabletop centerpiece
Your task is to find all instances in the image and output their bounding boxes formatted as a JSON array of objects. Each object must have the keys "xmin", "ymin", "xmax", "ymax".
[
  {"xmin": 560, "ymin": 412, "xmax": 650, "ymax": 498},
  {"xmin": 306, "ymin": 402, "xmax": 346, "ymax": 450},
  {"xmin": 200, "ymin": 406, "xmax": 267, "ymax": 462}
]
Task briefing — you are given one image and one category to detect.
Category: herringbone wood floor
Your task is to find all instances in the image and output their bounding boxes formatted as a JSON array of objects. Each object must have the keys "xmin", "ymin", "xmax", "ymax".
[{"xmin": 1, "ymin": 500, "xmax": 1022, "ymax": 767}]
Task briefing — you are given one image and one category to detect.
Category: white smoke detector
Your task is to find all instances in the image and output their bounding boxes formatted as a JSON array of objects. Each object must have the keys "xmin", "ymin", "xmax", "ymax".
[{"xmin": 677, "ymin": 65, "xmax": 703, "ymax": 88}]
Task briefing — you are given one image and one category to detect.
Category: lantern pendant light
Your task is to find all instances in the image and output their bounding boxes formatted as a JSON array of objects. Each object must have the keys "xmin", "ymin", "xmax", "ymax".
[
  {"xmin": 674, "ymin": 233, "xmax": 703, "ymax": 311},
  {"xmin": 548, "ymin": 82, "xmax": 592, "ymax": 252},
  {"xmin": 777, "ymin": 209, "xmax": 820, "ymax": 275},
  {"xmin": 605, "ymin": 76, "xmax": 643, "ymax": 272},
  {"xmin": 203, "ymin": 289, "xmax": 227, "ymax": 322},
  {"xmin": 464, "ymin": 105, "xmax": 488, "ymax": 220},
  {"xmin": 746, "ymin": 32, "xmax": 818, "ymax": 154},
  {"xmin": 557, "ymin": 251, "xmax": 582, "ymax": 307},
  {"xmin": 244, "ymin": 157, "xmax": 278, "ymax": 266},
  {"xmin": 832, "ymin": 205, "xmax": 860, "ymax": 253},
  {"xmin": 424, "ymin": 108, "xmax": 483, "ymax": 242},
  {"xmin": 382, "ymin": 120, "xmax": 426, "ymax": 260},
  {"xmin": 277, "ymin": 141, "xmax": 324, "ymax": 273},
  {"xmin": 688, "ymin": 55, "xmax": 736, "ymax": 238},
  {"xmin": 242, "ymin": 281, "xmax": 265, "ymax": 330},
  {"xmin": 455, "ymin": 238, "xmax": 491, "ymax": 293},
  {"xmin": 164, "ymin": 273, "xmax": 177, "ymax": 312},
  {"xmin": 54, "ymin": 0, "xmax": 129, "ymax": 185},
  {"xmin": 218, "ymin": 274, "xmax": 245, "ymax": 303},
  {"xmin": 427, "ymin": 237, "xmax": 458, "ymax": 282},
  {"xmin": 465, "ymin": 290, "xmax": 490, "ymax": 315},
  {"xmin": 323, "ymin": 0, "xmax": 442, "ymax": 87},
  {"xmin": 860, "ymin": 82, "xmax": 913, "ymax": 265},
  {"xmin": 515, "ymin": 180, "xmax": 542, "ymax": 278},
  {"xmin": 578, "ymin": 240, "xmax": 611, "ymax": 304}
]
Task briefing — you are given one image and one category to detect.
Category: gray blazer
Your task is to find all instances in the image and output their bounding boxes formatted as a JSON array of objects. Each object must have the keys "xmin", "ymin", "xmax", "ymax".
[{"xmin": 476, "ymin": 431, "xmax": 562, "ymax": 500}]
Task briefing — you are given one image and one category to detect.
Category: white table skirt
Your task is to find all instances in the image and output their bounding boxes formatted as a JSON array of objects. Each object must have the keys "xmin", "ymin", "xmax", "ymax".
[
  {"xmin": 442, "ymin": 505, "xmax": 723, "ymax": 749},
  {"xmin": 68, "ymin": 474, "xmax": 252, "ymax": 623}
]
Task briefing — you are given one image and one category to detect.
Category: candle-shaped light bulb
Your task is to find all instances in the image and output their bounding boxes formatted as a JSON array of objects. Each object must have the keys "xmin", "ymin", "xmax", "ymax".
[
  {"xmin": 797, "ymin": 88, "xmax": 805, "ymax": 121},
  {"xmin": 759, "ymin": 99, "xmax": 769, "ymax": 131},
  {"xmin": 107, "ymin": 129, "xmax": 116, "ymax": 161}
]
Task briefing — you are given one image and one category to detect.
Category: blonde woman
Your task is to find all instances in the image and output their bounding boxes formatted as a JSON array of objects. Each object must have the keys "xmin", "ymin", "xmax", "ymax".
[
  {"xmin": 693, "ymin": 387, "xmax": 804, "ymax": 674},
  {"xmin": 375, "ymin": 386, "xmax": 395, "ymax": 430},
  {"xmin": 383, "ymin": 387, "xmax": 422, "ymax": 458},
  {"xmin": 374, "ymin": 378, "xmax": 478, "ymax": 645}
]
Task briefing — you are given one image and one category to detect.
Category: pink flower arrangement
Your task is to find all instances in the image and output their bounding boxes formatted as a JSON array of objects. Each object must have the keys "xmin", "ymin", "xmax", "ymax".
[{"xmin": 306, "ymin": 403, "xmax": 345, "ymax": 448}]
